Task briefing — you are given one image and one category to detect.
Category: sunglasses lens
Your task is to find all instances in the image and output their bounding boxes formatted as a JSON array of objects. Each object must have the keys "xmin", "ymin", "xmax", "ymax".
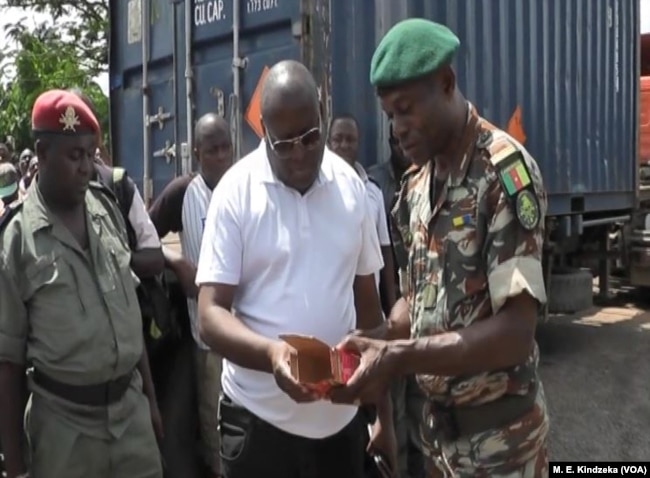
[
  {"xmin": 301, "ymin": 129, "xmax": 322, "ymax": 149},
  {"xmin": 273, "ymin": 140, "xmax": 295, "ymax": 157}
]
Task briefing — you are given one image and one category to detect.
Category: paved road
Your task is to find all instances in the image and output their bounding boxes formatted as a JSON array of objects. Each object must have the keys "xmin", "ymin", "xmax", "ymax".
[{"xmin": 538, "ymin": 290, "xmax": 650, "ymax": 461}]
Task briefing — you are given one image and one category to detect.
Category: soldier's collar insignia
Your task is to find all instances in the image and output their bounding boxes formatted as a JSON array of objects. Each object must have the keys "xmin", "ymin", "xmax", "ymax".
[
  {"xmin": 515, "ymin": 189, "xmax": 540, "ymax": 231},
  {"xmin": 59, "ymin": 106, "xmax": 81, "ymax": 132}
]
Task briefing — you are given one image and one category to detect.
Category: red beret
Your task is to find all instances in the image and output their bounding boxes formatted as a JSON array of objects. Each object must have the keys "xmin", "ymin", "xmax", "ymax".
[{"xmin": 31, "ymin": 89, "xmax": 99, "ymax": 136}]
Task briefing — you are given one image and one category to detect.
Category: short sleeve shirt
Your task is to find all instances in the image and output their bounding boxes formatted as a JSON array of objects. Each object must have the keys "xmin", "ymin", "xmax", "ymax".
[
  {"xmin": 196, "ymin": 143, "xmax": 383, "ymax": 439},
  {"xmin": 0, "ymin": 184, "xmax": 145, "ymax": 439},
  {"xmin": 355, "ymin": 163, "xmax": 391, "ymax": 289},
  {"xmin": 392, "ymin": 104, "xmax": 547, "ymax": 407},
  {"xmin": 181, "ymin": 174, "xmax": 213, "ymax": 349}
]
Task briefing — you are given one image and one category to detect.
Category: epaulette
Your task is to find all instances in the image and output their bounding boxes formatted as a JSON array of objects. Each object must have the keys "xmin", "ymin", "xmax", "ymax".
[
  {"xmin": 0, "ymin": 200, "xmax": 24, "ymax": 233},
  {"xmin": 489, "ymin": 141, "xmax": 541, "ymax": 231},
  {"xmin": 89, "ymin": 179, "xmax": 118, "ymax": 203},
  {"xmin": 88, "ymin": 180, "xmax": 131, "ymax": 246}
]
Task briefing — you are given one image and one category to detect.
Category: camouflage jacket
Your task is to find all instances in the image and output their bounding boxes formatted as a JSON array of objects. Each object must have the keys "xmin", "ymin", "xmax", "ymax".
[{"xmin": 391, "ymin": 104, "xmax": 548, "ymax": 407}]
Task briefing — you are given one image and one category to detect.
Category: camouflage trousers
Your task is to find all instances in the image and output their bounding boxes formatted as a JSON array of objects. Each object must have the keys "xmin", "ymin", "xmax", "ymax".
[{"xmin": 422, "ymin": 385, "xmax": 550, "ymax": 478}]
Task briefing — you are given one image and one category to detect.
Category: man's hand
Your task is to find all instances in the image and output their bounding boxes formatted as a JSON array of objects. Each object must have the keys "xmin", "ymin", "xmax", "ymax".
[
  {"xmin": 368, "ymin": 421, "xmax": 398, "ymax": 478},
  {"xmin": 269, "ymin": 342, "xmax": 321, "ymax": 403},
  {"xmin": 328, "ymin": 335, "xmax": 396, "ymax": 405}
]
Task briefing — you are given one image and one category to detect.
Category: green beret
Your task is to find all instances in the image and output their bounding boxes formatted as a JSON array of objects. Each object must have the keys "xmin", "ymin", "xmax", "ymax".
[{"xmin": 370, "ymin": 18, "xmax": 460, "ymax": 88}]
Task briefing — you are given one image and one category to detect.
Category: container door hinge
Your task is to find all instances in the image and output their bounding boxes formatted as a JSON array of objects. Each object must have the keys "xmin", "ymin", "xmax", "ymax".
[
  {"xmin": 153, "ymin": 140, "xmax": 176, "ymax": 164},
  {"xmin": 145, "ymin": 105, "xmax": 173, "ymax": 130},
  {"xmin": 210, "ymin": 87, "xmax": 226, "ymax": 117}
]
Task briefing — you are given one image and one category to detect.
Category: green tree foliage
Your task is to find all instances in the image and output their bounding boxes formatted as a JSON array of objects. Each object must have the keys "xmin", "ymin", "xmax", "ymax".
[
  {"xmin": 1, "ymin": 0, "xmax": 109, "ymax": 76},
  {"xmin": 0, "ymin": 1, "xmax": 109, "ymax": 154}
]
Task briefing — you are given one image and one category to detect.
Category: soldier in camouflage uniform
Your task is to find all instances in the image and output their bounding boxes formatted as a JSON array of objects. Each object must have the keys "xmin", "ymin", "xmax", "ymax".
[{"xmin": 330, "ymin": 19, "xmax": 549, "ymax": 478}]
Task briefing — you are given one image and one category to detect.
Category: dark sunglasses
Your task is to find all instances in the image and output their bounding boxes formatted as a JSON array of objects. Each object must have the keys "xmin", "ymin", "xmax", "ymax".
[{"xmin": 264, "ymin": 120, "xmax": 323, "ymax": 158}]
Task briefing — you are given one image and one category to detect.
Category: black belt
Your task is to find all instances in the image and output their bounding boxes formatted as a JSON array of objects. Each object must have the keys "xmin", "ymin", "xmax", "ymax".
[
  {"xmin": 428, "ymin": 381, "xmax": 539, "ymax": 442},
  {"xmin": 33, "ymin": 369, "xmax": 134, "ymax": 407}
]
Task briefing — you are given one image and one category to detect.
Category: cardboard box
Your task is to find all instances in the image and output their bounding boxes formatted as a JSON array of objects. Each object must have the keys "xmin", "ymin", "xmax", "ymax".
[{"xmin": 279, "ymin": 334, "xmax": 360, "ymax": 390}]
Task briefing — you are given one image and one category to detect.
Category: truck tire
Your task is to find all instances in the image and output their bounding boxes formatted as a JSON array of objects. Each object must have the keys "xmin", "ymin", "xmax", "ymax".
[{"xmin": 548, "ymin": 268, "xmax": 593, "ymax": 314}]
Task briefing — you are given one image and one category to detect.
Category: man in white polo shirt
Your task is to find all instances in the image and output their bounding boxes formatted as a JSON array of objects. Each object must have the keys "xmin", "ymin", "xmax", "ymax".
[{"xmin": 196, "ymin": 60, "xmax": 396, "ymax": 478}]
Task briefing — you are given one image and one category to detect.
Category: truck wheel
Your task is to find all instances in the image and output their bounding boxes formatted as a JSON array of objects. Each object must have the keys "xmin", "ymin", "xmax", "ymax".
[{"xmin": 548, "ymin": 268, "xmax": 593, "ymax": 314}]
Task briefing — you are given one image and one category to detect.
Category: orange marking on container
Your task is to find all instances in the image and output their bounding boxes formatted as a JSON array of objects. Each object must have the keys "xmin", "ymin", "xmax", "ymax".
[
  {"xmin": 506, "ymin": 105, "xmax": 527, "ymax": 145},
  {"xmin": 245, "ymin": 66, "xmax": 270, "ymax": 138}
]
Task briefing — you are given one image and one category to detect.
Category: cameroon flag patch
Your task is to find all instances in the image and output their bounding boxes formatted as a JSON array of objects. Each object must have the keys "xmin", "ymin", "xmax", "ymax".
[{"xmin": 499, "ymin": 156, "xmax": 531, "ymax": 196}]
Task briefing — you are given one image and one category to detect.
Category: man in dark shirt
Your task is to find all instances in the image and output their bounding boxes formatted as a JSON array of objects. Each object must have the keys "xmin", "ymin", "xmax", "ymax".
[
  {"xmin": 367, "ymin": 125, "xmax": 411, "ymax": 213},
  {"xmin": 369, "ymin": 126, "xmax": 426, "ymax": 478}
]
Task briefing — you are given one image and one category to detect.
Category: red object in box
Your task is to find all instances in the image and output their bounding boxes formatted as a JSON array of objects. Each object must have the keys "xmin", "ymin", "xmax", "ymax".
[{"xmin": 279, "ymin": 334, "xmax": 360, "ymax": 394}]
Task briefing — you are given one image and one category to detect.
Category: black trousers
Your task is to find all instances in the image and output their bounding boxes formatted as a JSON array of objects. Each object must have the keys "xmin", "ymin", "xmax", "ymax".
[{"xmin": 219, "ymin": 395, "xmax": 366, "ymax": 478}]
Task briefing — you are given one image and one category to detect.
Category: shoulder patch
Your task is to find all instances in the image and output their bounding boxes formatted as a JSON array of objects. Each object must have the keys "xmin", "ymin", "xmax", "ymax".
[
  {"xmin": 496, "ymin": 151, "xmax": 532, "ymax": 196},
  {"xmin": 492, "ymin": 149, "xmax": 540, "ymax": 231},
  {"xmin": 0, "ymin": 201, "xmax": 24, "ymax": 232},
  {"xmin": 488, "ymin": 142, "xmax": 519, "ymax": 168},
  {"xmin": 514, "ymin": 188, "xmax": 541, "ymax": 231}
]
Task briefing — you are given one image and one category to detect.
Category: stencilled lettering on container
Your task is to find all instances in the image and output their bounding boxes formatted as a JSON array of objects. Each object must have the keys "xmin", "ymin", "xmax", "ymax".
[
  {"xmin": 194, "ymin": 0, "xmax": 226, "ymax": 27},
  {"xmin": 247, "ymin": 0, "xmax": 279, "ymax": 15}
]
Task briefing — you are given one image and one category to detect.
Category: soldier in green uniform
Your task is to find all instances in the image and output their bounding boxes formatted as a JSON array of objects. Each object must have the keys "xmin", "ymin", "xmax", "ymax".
[
  {"xmin": 330, "ymin": 19, "xmax": 549, "ymax": 477},
  {"xmin": 0, "ymin": 90, "xmax": 163, "ymax": 478}
]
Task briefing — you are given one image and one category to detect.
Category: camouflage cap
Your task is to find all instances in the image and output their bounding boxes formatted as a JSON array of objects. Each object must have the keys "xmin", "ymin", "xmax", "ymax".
[
  {"xmin": 0, "ymin": 163, "xmax": 19, "ymax": 200},
  {"xmin": 370, "ymin": 18, "xmax": 460, "ymax": 88}
]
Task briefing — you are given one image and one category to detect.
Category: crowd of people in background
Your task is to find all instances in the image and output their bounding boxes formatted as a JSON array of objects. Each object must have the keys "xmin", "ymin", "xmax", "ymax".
[{"xmin": 0, "ymin": 142, "xmax": 38, "ymax": 214}]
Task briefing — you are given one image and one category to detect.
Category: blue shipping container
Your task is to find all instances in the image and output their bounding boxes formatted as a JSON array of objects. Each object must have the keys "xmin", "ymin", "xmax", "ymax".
[{"xmin": 109, "ymin": 0, "xmax": 639, "ymax": 217}]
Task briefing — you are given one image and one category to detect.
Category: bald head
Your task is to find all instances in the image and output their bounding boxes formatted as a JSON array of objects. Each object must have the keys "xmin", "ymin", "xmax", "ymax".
[
  {"xmin": 260, "ymin": 60, "xmax": 320, "ymax": 118},
  {"xmin": 258, "ymin": 61, "xmax": 325, "ymax": 194},
  {"xmin": 193, "ymin": 113, "xmax": 233, "ymax": 189},
  {"xmin": 194, "ymin": 113, "xmax": 230, "ymax": 147}
]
